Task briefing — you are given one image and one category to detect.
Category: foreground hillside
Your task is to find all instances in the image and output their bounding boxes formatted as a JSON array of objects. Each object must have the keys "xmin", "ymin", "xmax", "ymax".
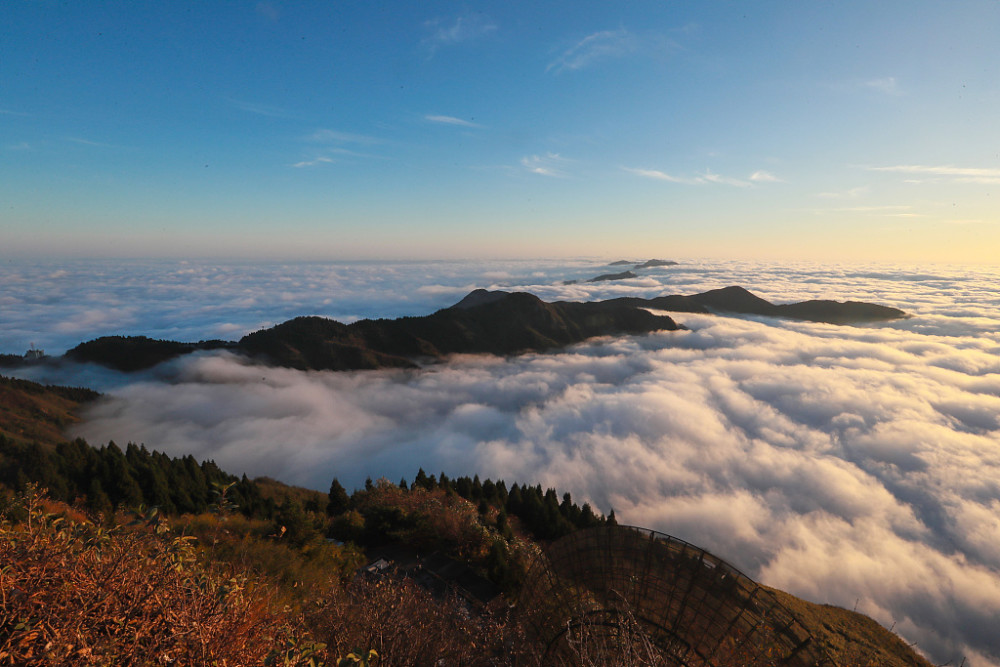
[{"xmin": 0, "ymin": 376, "xmax": 932, "ymax": 665}]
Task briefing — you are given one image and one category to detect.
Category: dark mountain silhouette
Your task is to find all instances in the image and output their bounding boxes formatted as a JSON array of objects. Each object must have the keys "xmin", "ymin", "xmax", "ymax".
[
  {"xmin": 238, "ymin": 290, "xmax": 680, "ymax": 371},
  {"xmin": 608, "ymin": 259, "xmax": 633, "ymax": 266},
  {"xmin": 588, "ymin": 270, "xmax": 637, "ymax": 282},
  {"xmin": 40, "ymin": 287, "xmax": 907, "ymax": 373},
  {"xmin": 634, "ymin": 259, "xmax": 678, "ymax": 269},
  {"xmin": 608, "ymin": 286, "xmax": 907, "ymax": 324},
  {"xmin": 64, "ymin": 336, "xmax": 235, "ymax": 372}
]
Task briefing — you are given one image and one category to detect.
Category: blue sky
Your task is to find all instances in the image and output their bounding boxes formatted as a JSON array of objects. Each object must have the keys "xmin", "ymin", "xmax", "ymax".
[{"xmin": 2, "ymin": 1, "xmax": 999, "ymax": 262}]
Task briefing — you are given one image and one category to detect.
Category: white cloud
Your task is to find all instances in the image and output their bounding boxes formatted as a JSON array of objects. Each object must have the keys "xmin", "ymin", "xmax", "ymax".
[
  {"xmin": 547, "ymin": 28, "xmax": 639, "ymax": 74},
  {"xmin": 7, "ymin": 258, "xmax": 1000, "ymax": 665},
  {"xmin": 701, "ymin": 168, "xmax": 749, "ymax": 187},
  {"xmin": 749, "ymin": 170, "xmax": 783, "ymax": 183},
  {"xmin": 622, "ymin": 167, "xmax": 692, "ymax": 183},
  {"xmin": 521, "ymin": 153, "xmax": 569, "ymax": 177},
  {"xmin": 623, "ymin": 166, "xmax": 752, "ymax": 187},
  {"xmin": 423, "ymin": 14, "xmax": 497, "ymax": 52},
  {"xmin": 867, "ymin": 164, "xmax": 1000, "ymax": 185},
  {"xmin": 291, "ymin": 156, "xmax": 333, "ymax": 168},
  {"xmin": 864, "ymin": 76, "xmax": 903, "ymax": 96},
  {"xmin": 308, "ymin": 129, "xmax": 383, "ymax": 145},
  {"xmin": 424, "ymin": 115, "xmax": 482, "ymax": 128},
  {"xmin": 64, "ymin": 137, "xmax": 119, "ymax": 148},
  {"xmin": 818, "ymin": 186, "xmax": 869, "ymax": 199}
]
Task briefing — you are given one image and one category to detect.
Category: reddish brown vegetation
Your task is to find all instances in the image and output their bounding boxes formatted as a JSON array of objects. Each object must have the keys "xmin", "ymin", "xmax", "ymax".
[{"xmin": 0, "ymin": 492, "xmax": 313, "ymax": 666}]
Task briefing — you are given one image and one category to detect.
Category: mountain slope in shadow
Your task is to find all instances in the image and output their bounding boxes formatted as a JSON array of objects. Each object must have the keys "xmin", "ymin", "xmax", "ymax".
[
  {"xmin": 609, "ymin": 285, "xmax": 908, "ymax": 325},
  {"xmin": 42, "ymin": 286, "xmax": 907, "ymax": 372},
  {"xmin": 238, "ymin": 290, "xmax": 680, "ymax": 371}
]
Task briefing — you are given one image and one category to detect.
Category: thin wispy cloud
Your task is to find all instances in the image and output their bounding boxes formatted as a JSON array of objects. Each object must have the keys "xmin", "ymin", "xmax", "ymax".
[
  {"xmin": 230, "ymin": 99, "xmax": 297, "ymax": 119},
  {"xmin": 547, "ymin": 27, "xmax": 639, "ymax": 74},
  {"xmin": 522, "ymin": 153, "xmax": 570, "ymax": 177},
  {"xmin": 749, "ymin": 170, "xmax": 783, "ymax": 183},
  {"xmin": 826, "ymin": 77, "xmax": 904, "ymax": 97},
  {"xmin": 425, "ymin": 114, "xmax": 482, "ymax": 128},
  {"xmin": 422, "ymin": 14, "xmax": 497, "ymax": 53},
  {"xmin": 623, "ymin": 166, "xmax": 760, "ymax": 187},
  {"xmin": 308, "ymin": 128, "xmax": 384, "ymax": 145},
  {"xmin": 863, "ymin": 76, "xmax": 903, "ymax": 95},
  {"xmin": 622, "ymin": 167, "xmax": 692, "ymax": 183},
  {"xmin": 832, "ymin": 205, "xmax": 914, "ymax": 213},
  {"xmin": 291, "ymin": 156, "xmax": 333, "ymax": 168},
  {"xmin": 63, "ymin": 137, "xmax": 126, "ymax": 149},
  {"xmin": 803, "ymin": 204, "xmax": 924, "ymax": 218},
  {"xmin": 867, "ymin": 164, "xmax": 1000, "ymax": 184},
  {"xmin": 0, "ymin": 107, "xmax": 30, "ymax": 116},
  {"xmin": 817, "ymin": 186, "xmax": 869, "ymax": 199},
  {"xmin": 701, "ymin": 169, "xmax": 749, "ymax": 187}
]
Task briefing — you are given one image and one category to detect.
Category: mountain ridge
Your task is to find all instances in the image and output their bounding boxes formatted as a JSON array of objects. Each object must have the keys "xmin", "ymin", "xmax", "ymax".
[{"xmin": 8, "ymin": 286, "xmax": 908, "ymax": 373}]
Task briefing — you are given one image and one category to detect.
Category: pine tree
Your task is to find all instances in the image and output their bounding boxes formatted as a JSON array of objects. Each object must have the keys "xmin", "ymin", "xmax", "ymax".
[{"xmin": 327, "ymin": 477, "xmax": 350, "ymax": 516}]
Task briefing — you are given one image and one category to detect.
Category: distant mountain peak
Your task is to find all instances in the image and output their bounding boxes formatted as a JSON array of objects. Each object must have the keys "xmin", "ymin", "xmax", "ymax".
[
  {"xmin": 634, "ymin": 259, "xmax": 678, "ymax": 269},
  {"xmin": 450, "ymin": 289, "xmax": 512, "ymax": 310},
  {"xmin": 588, "ymin": 270, "xmax": 637, "ymax": 282}
]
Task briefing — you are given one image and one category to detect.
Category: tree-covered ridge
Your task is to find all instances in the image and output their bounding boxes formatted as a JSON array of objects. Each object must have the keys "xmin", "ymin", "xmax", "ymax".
[
  {"xmin": 0, "ymin": 435, "xmax": 269, "ymax": 519},
  {"xmin": 238, "ymin": 291, "xmax": 679, "ymax": 371},
  {"xmin": 64, "ymin": 336, "xmax": 236, "ymax": 372},
  {"xmin": 400, "ymin": 468, "xmax": 614, "ymax": 541},
  {"xmin": 0, "ymin": 375, "xmax": 100, "ymax": 448}
]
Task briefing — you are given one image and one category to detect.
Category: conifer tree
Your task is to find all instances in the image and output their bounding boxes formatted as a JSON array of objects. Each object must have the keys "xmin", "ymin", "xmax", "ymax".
[{"xmin": 327, "ymin": 477, "xmax": 350, "ymax": 516}]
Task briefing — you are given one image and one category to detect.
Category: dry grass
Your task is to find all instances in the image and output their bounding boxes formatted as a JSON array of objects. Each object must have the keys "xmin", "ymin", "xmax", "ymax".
[
  {"xmin": 308, "ymin": 576, "xmax": 535, "ymax": 666},
  {"xmin": 0, "ymin": 490, "xmax": 317, "ymax": 666}
]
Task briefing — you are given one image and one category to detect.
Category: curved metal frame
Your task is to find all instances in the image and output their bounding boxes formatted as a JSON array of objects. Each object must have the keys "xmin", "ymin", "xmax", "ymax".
[{"xmin": 518, "ymin": 525, "xmax": 831, "ymax": 666}]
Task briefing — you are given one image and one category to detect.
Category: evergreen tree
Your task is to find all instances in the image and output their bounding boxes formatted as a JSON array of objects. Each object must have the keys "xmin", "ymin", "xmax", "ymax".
[
  {"xmin": 87, "ymin": 478, "xmax": 113, "ymax": 518},
  {"xmin": 482, "ymin": 478, "xmax": 497, "ymax": 504},
  {"xmin": 486, "ymin": 541, "xmax": 512, "ymax": 589},
  {"xmin": 455, "ymin": 476, "xmax": 473, "ymax": 499},
  {"xmin": 327, "ymin": 477, "xmax": 350, "ymax": 516}
]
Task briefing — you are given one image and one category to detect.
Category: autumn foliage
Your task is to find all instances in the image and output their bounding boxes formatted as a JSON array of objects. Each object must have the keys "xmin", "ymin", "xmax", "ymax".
[{"xmin": 0, "ymin": 490, "xmax": 315, "ymax": 666}]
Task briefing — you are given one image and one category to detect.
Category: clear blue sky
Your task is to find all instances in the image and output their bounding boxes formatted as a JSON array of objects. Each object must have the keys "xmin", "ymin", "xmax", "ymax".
[{"xmin": 3, "ymin": 1, "xmax": 999, "ymax": 262}]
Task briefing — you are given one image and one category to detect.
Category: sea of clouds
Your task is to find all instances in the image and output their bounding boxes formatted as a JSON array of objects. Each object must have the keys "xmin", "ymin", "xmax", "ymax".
[{"xmin": 3, "ymin": 257, "xmax": 1000, "ymax": 665}]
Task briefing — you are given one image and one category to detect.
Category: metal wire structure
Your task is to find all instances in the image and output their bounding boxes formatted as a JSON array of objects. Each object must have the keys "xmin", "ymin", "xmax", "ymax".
[{"xmin": 519, "ymin": 525, "xmax": 833, "ymax": 666}]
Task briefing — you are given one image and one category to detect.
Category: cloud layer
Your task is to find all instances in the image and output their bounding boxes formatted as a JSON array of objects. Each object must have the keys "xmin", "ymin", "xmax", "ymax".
[{"xmin": 5, "ymin": 258, "xmax": 1000, "ymax": 665}]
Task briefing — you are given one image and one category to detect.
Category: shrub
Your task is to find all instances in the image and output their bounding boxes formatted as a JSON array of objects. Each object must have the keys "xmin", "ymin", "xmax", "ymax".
[{"xmin": 0, "ymin": 489, "xmax": 319, "ymax": 666}]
